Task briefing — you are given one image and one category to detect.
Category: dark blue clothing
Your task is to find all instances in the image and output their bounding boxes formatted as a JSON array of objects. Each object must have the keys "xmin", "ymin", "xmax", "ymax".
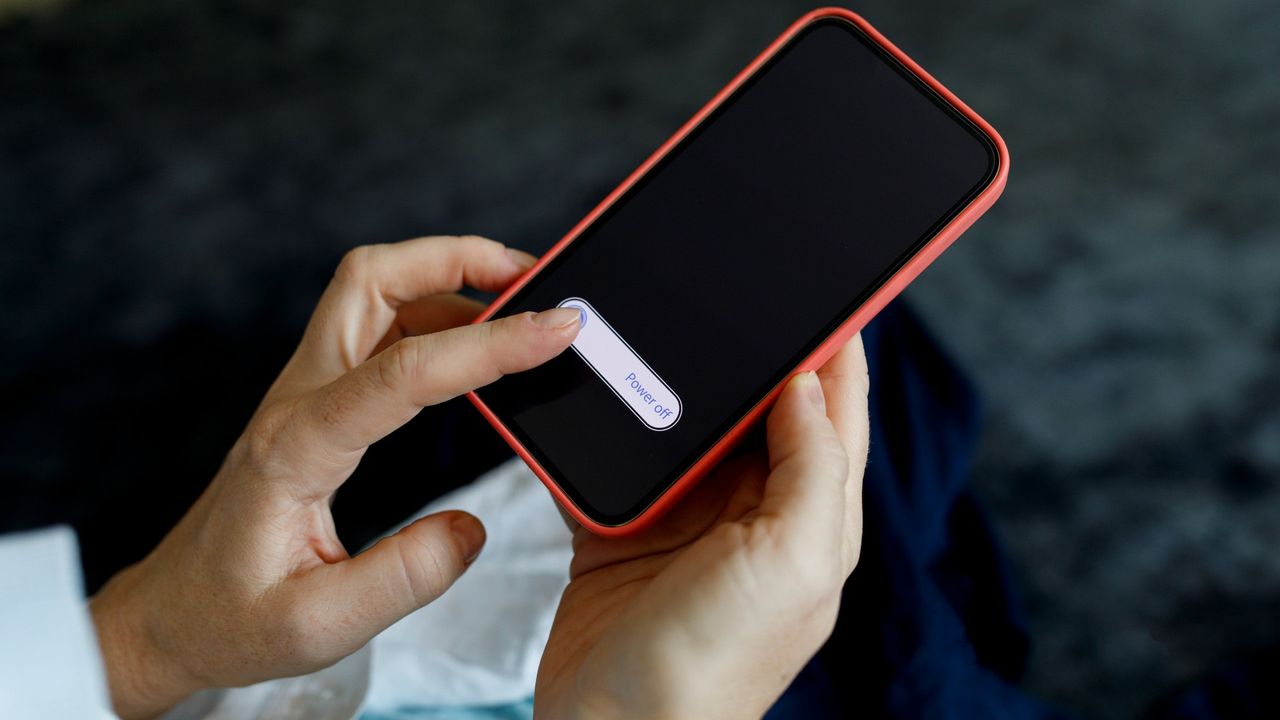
[
  {"xmin": 769, "ymin": 302, "xmax": 1065, "ymax": 720},
  {"xmin": 1143, "ymin": 647, "xmax": 1280, "ymax": 720}
]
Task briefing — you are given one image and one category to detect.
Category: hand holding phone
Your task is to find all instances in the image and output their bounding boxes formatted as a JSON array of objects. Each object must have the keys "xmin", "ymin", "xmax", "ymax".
[
  {"xmin": 472, "ymin": 8, "xmax": 1009, "ymax": 534},
  {"xmin": 536, "ymin": 338, "xmax": 869, "ymax": 719}
]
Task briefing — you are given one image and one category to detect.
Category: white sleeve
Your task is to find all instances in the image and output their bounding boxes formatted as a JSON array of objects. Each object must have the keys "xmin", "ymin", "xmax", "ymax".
[{"xmin": 0, "ymin": 526, "xmax": 117, "ymax": 719}]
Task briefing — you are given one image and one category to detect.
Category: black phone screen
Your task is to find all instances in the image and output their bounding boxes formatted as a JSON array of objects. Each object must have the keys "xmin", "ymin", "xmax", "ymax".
[{"xmin": 473, "ymin": 17, "xmax": 999, "ymax": 526}]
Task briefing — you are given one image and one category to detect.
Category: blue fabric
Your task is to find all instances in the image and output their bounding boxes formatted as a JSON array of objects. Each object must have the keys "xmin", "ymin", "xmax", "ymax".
[
  {"xmin": 360, "ymin": 698, "xmax": 533, "ymax": 720},
  {"xmin": 1142, "ymin": 647, "xmax": 1280, "ymax": 719}
]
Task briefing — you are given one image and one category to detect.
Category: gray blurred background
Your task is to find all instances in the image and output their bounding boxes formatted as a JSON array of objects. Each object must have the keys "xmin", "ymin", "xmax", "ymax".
[{"xmin": 2, "ymin": 1, "xmax": 1278, "ymax": 717}]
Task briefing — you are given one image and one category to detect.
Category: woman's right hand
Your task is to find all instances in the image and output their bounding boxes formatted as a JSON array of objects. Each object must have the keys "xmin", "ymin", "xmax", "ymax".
[{"xmin": 90, "ymin": 235, "xmax": 581, "ymax": 718}]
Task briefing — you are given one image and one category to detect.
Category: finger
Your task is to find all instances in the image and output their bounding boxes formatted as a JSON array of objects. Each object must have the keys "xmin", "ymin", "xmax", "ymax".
[
  {"xmin": 755, "ymin": 373, "xmax": 849, "ymax": 560},
  {"xmin": 293, "ymin": 510, "xmax": 486, "ymax": 657},
  {"xmin": 294, "ymin": 308, "xmax": 581, "ymax": 475},
  {"xmin": 371, "ymin": 294, "xmax": 487, "ymax": 356},
  {"xmin": 815, "ymin": 335, "xmax": 870, "ymax": 573},
  {"xmin": 281, "ymin": 236, "xmax": 538, "ymax": 390},
  {"xmin": 816, "ymin": 335, "xmax": 870, "ymax": 459}
]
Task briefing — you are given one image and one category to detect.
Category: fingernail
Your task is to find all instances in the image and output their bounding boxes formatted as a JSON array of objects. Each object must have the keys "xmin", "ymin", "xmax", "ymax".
[
  {"xmin": 533, "ymin": 307, "xmax": 583, "ymax": 330},
  {"xmin": 506, "ymin": 247, "xmax": 538, "ymax": 270},
  {"xmin": 798, "ymin": 372, "xmax": 826, "ymax": 412},
  {"xmin": 450, "ymin": 513, "xmax": 487, "ymax": 565}
]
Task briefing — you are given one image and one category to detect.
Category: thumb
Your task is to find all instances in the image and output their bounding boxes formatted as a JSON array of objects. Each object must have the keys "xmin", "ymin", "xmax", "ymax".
[
  {"xmin": 756, "ymin": 373, "xmax": 848, "ymax": 557},
  {"xmin": 296, "ymin": 511, "xmax": 486, "ymax": 651}
]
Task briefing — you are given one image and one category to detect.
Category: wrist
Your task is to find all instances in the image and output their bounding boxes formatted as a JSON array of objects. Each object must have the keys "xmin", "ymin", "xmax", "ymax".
[
  {"xmin": 90, "ymin": 563, "xmax": 200, "ymax": 719},
  {"xmin": 563, "ymin": 669, "xmax": 709, "ymax": 720},
  {"xmin": 561, "ymin": 652, "xmax": 778, "ymax": 720}
]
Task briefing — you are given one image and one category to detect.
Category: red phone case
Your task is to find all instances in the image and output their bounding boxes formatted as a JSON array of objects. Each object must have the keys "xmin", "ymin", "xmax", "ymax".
[{"xmin": 467, "ymin": 7, "xmax": 1010, "ymax": 536}]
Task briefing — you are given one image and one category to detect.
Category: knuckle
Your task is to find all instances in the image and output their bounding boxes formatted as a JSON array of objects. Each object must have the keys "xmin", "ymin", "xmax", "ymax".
[
  {"xmin": 452, "ymin": 235, "xmax": 505, "ymax": 275},
  {"xmin": 456, "ymin": 234, "xmax": 500, "ymax": 252},
  {"xmin": 273, "ymin": 597, "xmax": 329, "ymax": 665},
  {"xmin": 751, "ymin": 520, "xmax": 840, "ymax": 602},
  {"xmin": 746, "ymin": 521, "xmax": 844, "ymax": 630},
  {"xmin": 808, "ymin": 592, "xmax": 843, "ymax": 643},
  {"xmin": 787, "ymin": 553, "xmax": 844, "ymax": 624},
  {"xmin": 795, "ymin": 554, "xmax": 843, "ymax": 605},
  {"xmin": 378, "ymin": 337, "xmax": 424, "ymax": 393},
  {"xmin": 844, "ymin": 533, "xmax": 863, "ymax": 577},
  {"xmin": 776, "ymin": 533, "xmax": 843, "ymax": 604},
  {"xmin": 397, "ymin": 532, "xmax": 453, "ymax": 605},
  {"xmin": 241, "ymin": 403, "xmax": 294, "ymax": 468},
  {"xmin": 335, "ymin": 245, "xmax": 378, "ymax": 285}
]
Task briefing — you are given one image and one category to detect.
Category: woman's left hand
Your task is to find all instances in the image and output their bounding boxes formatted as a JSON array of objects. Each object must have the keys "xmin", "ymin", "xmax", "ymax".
[{"xmin": 536, "ymin": 337, "xmax": 869, "ymax": 720}]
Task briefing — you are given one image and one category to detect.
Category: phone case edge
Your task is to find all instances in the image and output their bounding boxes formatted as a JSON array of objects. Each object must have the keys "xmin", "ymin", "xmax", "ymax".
[{"xmin": 466, "ymin": 6, "xmax": 1011, "ymax": 537}]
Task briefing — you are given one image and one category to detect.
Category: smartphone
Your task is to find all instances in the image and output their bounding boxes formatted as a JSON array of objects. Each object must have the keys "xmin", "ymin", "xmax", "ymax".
[{"xmin": 467, "ymin": 8, "xmax": 1009, "ymax": 535}]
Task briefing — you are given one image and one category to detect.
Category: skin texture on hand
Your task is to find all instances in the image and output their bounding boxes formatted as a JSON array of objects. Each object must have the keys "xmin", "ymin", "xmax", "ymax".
[
  {"xmin": 89, "ymin": 235, "xmax": 581, "ymax": 719},
  {"xmin": 536, "ymin": 338, "xmax": 869, "ymax": 720}
]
